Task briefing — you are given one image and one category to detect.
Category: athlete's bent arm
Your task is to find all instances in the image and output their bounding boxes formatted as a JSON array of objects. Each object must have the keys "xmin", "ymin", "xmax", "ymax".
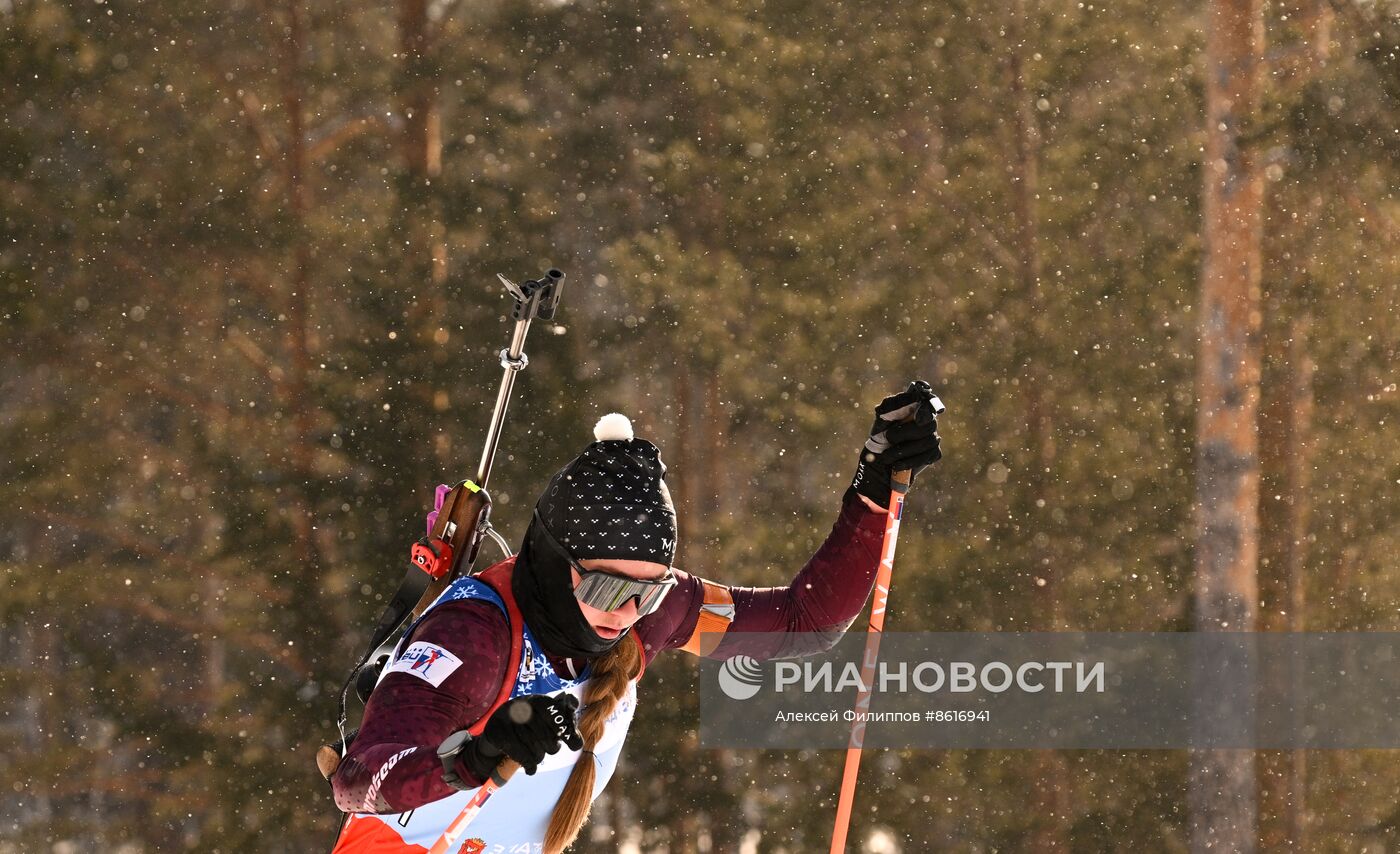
[{"xmin": 330, "ymin": 601, "xmax": 509, "ymax": 813}]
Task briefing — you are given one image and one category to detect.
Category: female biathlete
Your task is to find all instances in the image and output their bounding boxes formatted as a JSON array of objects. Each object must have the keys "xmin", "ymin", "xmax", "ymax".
[{"xmin": 330, "ymin": 382, "xmax": 942, "ymax": 853}]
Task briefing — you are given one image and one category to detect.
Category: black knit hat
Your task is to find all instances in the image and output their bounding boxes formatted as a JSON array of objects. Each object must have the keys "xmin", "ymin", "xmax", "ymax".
[
  {"xmin": 537, "ymin": 413, "xmax": 677, "ymax": 565},
  {"xmin": 513, "ymin": 414, "xmax": 678, "ymax": 659}
]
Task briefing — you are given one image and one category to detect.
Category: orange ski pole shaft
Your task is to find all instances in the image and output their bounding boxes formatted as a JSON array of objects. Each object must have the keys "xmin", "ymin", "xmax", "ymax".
[
  {"xmin": 427, "ymin": 758, "xmax": 522, "ymax": 854},
  {"xmin": 829, "ymin": 469, "xmax": 910, "ymax": 854}
]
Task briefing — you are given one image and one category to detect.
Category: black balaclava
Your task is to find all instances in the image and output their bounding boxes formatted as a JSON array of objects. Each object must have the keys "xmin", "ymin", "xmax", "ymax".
[{"xmin": 512, "ymin": 413, "xmax": 678, "ymax": 660}]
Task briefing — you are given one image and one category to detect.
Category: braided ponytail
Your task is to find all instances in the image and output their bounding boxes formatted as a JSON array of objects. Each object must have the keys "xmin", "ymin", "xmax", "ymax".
[{"xmin": 543, "ymin": 636, "xmax": 642, "ymax": 854}]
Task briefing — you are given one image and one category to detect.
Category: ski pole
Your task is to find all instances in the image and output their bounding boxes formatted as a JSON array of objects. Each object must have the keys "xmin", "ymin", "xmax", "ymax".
[
  {"xmin": 427, "ymin": 758, "xmax": 522, "ymax": 854},
  {"xmin": 830, "ymin": 377, "xmax": 942, "ymax": 853}
]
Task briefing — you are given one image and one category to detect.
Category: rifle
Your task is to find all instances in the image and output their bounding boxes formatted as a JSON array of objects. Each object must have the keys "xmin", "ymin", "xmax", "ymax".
[{"xmin": 316, "ymin": 268, "xmax": 566, "ymax": 781}]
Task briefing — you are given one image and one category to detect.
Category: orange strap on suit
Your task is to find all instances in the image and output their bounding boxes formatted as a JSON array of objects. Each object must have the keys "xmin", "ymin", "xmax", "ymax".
[{"xmin": 681, "ymin": 580, "xmax": 735, "ymax": 657}]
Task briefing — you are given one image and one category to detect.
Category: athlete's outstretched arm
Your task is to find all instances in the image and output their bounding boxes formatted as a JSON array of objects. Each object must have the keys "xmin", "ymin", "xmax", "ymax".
[
  {"xmin": 638, "ymin": 490, "xmax": 888, "ymax": 662},
  {"xmin": 638, "ymin": 382, "xmax": 941, "ymax": 662}
]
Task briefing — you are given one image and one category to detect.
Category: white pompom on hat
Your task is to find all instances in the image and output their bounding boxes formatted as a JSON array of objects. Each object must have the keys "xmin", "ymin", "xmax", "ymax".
[{"xmin": 593, "ymin": 412, "xmax": 635, "ymax": 442}]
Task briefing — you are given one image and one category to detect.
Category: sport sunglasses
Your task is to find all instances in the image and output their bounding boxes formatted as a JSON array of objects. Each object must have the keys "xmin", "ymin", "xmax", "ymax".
[{"xmin": 531, "ymin": 509, "xmax": 678, "ymax": 617}]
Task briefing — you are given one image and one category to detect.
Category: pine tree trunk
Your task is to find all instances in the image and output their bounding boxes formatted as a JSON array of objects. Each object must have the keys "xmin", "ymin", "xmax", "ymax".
[
  {"xmin": 397, "ymin": 0, "xmax": 449, "ymax": 349},
  {"xmin": 1283, "ymin": 312, "xmax": 1313, "ymax": 849},
  {"xmin": 279, "ymin": 0, "xmax": 321, "ymax": 574},
  {"xmin": 1257, "ymin": 0, "xmax": 1327, "ymax": 844},
  {"xmin": 1191, "ymin": 0, "xmax": 1265, "ymax": 846}
]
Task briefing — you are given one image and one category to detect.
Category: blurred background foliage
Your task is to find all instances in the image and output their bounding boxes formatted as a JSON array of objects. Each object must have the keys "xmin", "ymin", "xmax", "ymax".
[{"xmin": 1, "ymin": 0, "xmax": 1396, "ymax": 850}]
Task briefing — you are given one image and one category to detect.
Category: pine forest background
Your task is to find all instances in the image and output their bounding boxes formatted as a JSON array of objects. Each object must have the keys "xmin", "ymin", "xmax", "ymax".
[{"xmin": 2, "ymin": 0, "xmax": 1397, "ymax": 850}]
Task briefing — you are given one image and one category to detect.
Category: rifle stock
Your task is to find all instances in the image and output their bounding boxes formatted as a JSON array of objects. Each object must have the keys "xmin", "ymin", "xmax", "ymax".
[{"xmin": 412, "ymin": 484, "xmax": 494, "ymax": 620}]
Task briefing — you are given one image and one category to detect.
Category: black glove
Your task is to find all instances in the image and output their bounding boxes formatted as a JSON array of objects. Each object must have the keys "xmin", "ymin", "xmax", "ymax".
[
  {"xmin": 463, "ymin": 693, "xmax": 584, "ymax": 779},
  {"xmin": 849, "ymin": 380, "xmax": 943, "ymax": 510}
]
